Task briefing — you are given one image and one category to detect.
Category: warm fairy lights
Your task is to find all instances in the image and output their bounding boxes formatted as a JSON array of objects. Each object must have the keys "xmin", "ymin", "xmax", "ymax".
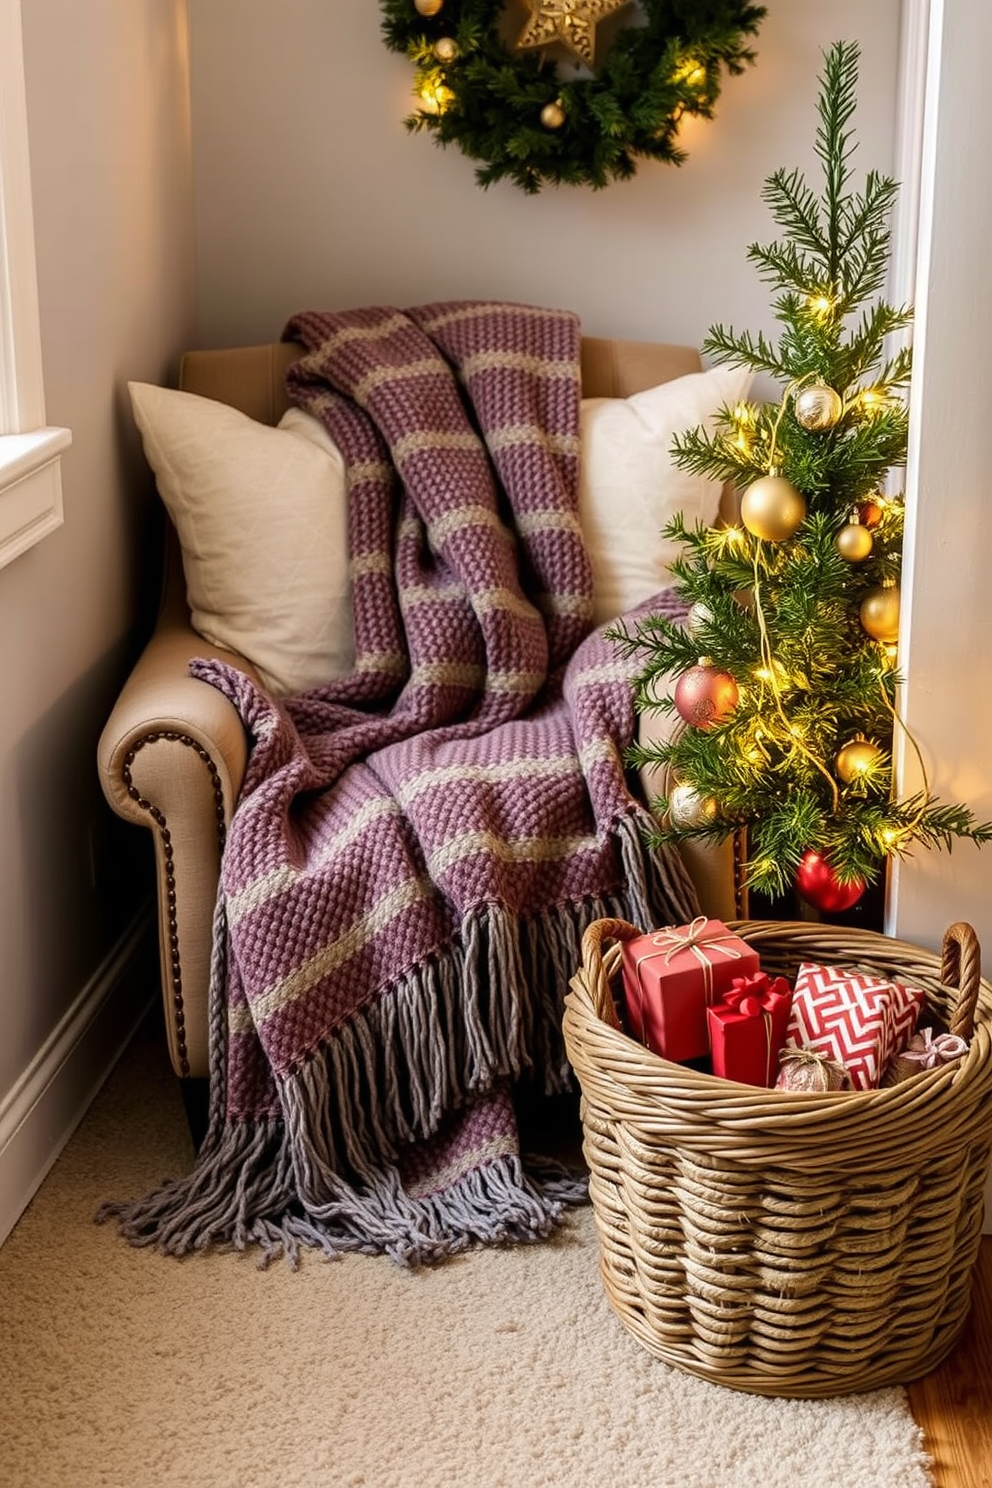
[{"xmin": 418, "ymin": 78, "xmax": 454, "ymax": 113}]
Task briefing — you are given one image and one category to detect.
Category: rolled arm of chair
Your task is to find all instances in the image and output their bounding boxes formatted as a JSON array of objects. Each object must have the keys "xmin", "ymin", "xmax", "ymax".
[{"xmin": 97, "ymin": 596, "xmax": 258, "ymax": 1079}]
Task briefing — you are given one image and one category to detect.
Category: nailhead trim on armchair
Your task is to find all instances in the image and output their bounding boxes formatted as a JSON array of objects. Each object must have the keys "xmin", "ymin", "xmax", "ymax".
[{"xmin": 122, "ymin": 731, "xmax": 227, "ymax": 1077}]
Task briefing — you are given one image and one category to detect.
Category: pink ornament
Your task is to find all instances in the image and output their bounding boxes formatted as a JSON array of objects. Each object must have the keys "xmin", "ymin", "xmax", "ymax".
[
  {"xmin": 795, "ymin": 850, "xmax": 866, "ymax": 913},
  {"xmin": 674, "ymin": 664, "xmax": 739, "ymax": 730}
]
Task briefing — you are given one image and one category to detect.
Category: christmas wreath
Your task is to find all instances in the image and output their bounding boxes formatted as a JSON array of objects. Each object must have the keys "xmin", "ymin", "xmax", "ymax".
[{"xmin": 380, "ymin": 1, "xmax": 766, "ymax": 193}]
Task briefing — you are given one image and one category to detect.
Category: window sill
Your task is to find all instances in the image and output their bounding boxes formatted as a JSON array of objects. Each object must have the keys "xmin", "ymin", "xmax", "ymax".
[{"xmin": 0, "ymin": 426, "xmax": 72, "ymax": 570}]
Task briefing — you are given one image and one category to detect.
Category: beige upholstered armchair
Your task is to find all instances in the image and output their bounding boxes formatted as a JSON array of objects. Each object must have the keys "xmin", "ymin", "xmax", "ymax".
[{"xmin": 98, "ymin": 336, "xmax": 744, "ymax": 1083}]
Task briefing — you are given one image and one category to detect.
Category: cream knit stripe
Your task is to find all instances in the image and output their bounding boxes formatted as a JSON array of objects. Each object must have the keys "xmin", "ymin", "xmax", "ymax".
[
  {"xmin": 515, "ymin": 509, "xmax": 584, "ymax": 538},
  {"xmin": 315, "ymin": 312, "xmax": 411, "ymax": 353},
  {"xmin": 225, "ymin": 796, "xmax": 404, "ymax": 929},
  {"xmin": 391, "ymin": 753, "xmax": 583, "ymax": 808},
  {"xmin": 407, "ymin": 661, "xmax": 486, "ymax": 691},
  {"xmin": 570, "ymin": 659, "xmax": 634, "ymax": 688},
  {"xmin": 231, "ymin": 874, "xmax": 436, "ymax": 1033},
  {"xmin": 533, "ymin": 591, "xmax": 593, "ymax": 619},
  {"xmin": 393, "ymin": 429, "xmax": 481, "ymax": 462},
  {"xmin": 354, "ymin": 357, "xmax": 449, "ymax": 405},
  {"xmin": 427, "ymin": 503, "xmax": 516, "ymax": 548},
  {"xmin": 487, "ymin": 425, "xmax": 579, "ymax": 457},
  {"xmin": 352, "ymin": 552, "xmax": 394, "ymax": 579},
  {"xmin": 416, "ymin": 301, "xmax": 574, "ymax": 335},
  {"xmin": 460, "ymin": 350, "xmax": 577, "ymax": 382},
  {"xmin": 406, "ymin": 662, "xmax": 544, "ymax": 695},
  {"xmin": 426, "ymin": 829, "xmax": 599, "ymax": 878},
  {"xmin": 355, "ymin": 650, "xmax": 408, "ymax": 677},
  {"xmin": 400, "ymin": 583, "xmax": 536, "ymax": 621},
  {"xmin": 347, "ymin": 458, "xmax": 393, "ymax": 487},
  {"xmin": 403, "ymin": 1135, "xmax": 519, "ymax": 1199}
]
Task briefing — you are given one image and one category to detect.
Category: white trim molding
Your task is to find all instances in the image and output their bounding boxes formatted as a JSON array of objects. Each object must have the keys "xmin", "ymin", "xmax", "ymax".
[
  {"xmin": 0, "ymin": 0, "xmax": 70, "ymax": 567},
  {"xmin": 0, "ymin": 907, "xmax": 155, "ymax": 1248}
]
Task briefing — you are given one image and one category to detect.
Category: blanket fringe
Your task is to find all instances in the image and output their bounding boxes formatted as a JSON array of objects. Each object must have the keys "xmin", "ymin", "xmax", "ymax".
[{"xmin": 100, "ymin": 818, "xmax": 696, "ymax": 1267}]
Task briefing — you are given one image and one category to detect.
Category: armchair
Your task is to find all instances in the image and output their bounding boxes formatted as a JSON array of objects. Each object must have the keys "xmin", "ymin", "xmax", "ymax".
[{"xmin": 98, "ymin": 335, "xmax": 745, "ymax": 1082}]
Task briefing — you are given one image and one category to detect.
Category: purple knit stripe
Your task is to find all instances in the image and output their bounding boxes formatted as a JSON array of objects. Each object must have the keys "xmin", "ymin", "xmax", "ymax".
[
  {"xmin": 411, "ymin": 303, "xmax": 590, "ymax": 669},
  {"xmin": 286, "ymin": 306, "xmax": 554, "ymax": 726},
  {"xmin": 398, "ymin": 1082, "xmax": 519, "ymax": 1195},
  {"xmin": 236, "ymin": 899, "xmax": 456, "ymax": 1076}
]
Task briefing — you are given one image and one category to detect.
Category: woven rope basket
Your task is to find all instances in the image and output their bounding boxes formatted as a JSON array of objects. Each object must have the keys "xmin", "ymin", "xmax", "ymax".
[{"xmin": 562, "ymin": 916, "xmax": 992, "ymax": 1398}]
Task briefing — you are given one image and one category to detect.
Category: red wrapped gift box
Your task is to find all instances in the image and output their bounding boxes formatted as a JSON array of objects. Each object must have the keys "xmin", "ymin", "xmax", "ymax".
[
  {"xmin": 785, "ymin": 962, "xmax": 926, "ymax": 1090},
  {"xmin": 707, "ymin": 973, "xmax": 793, "ymax": 1086},
  {"xmin": 620, "ymin": 916, "xmax": 760, "ymax": 1063}
]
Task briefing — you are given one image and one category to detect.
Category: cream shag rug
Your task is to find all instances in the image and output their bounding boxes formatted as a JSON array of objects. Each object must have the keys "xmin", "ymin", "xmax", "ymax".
[{"xmin": 0, "ymin": 1015, "xmax": 934, "ymax": 1488}]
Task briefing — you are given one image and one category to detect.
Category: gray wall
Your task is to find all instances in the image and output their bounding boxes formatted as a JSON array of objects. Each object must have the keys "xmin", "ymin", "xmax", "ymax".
[
  {"xmin": 0, "ymin": 0, "xmax": 197, "ymax": 1238},
  {"xmin": 187, "ymin": 0, "xmax": 903, "ymax": 356}
]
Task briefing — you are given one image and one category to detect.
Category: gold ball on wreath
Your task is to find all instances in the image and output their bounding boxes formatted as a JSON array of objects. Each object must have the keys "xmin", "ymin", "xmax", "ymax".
[
  {"xmin": 540, "ymin": 101, "xmax": 566, "ymax": 130},
  {"xmin": 740, "ymin": 474, "xmax": 807, "ymax": 543},
  {"xmin": 668, "ymin": 782, "xmax": 720, "ymax": 829},
  {"xmin": 860, "ymin": 584, "xmax": 901, "ymax": 643},
  {"xmin": 433, "ymin": 36, "xmax": 459, "ymax": 62},
  {"xmin": 414, "ymin": 0, "xmax": 444, "ymax": 15},
  {"xmin": 835, "ymin": 522, "xmax": 874, "ymax": 562},
  {"xmin": 794, "ymin": 383, "xmax": 843, "ymax": 432},
  {"xmin": 835, "ymin": 737, "xmax": 883, "ymax": 783}
]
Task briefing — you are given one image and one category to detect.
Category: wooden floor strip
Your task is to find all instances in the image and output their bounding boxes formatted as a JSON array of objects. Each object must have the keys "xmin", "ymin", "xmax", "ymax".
[{"xmin": 906, "ymin": 1236, "xmax": 992, "ymax": 1488}]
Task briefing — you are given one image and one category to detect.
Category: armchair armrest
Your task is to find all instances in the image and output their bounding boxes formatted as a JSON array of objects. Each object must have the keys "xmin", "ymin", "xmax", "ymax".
[{"xmin": 97, "ymin": 574, "xmax": 257, "ymax": 1078}]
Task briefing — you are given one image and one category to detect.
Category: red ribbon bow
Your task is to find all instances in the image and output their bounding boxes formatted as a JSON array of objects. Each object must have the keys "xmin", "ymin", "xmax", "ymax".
[{"xmin": 715, "ymin": 974, "xmax": 792, "ymax": 1086}]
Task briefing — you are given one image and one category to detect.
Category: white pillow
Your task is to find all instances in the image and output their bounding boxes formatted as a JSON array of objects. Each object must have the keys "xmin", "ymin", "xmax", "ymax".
[
  {"xmin": 579, "ymin": 365, "xmax": 753, "ymax": 626},
  {"xmin": 128, "ymin": 385, "xmax": 353, "ymax": 696}
]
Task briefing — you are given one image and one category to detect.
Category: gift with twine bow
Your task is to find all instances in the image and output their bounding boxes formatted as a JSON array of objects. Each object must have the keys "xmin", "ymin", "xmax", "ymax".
[
  {"xmin": 619, "ymin": 917, "xmax": 760, "ymax": 1063},
  {"xmin": 776, "ymin": 1044, "xmax": 851, "ymax": 1092},
  {"xmin": 882, "ymin": 1025, "xmax": 970, "ymax": 1086},
  {"xmin": 707, "ymin": 973, "xmax": 794, "ymax": 1087}
]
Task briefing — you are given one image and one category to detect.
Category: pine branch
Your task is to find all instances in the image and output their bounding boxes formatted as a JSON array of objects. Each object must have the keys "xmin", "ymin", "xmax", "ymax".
[
  {"xmin": 815, "ymin": 40, "xmax": 861, "ymax": 279},
  {"xmin": 700, "ymin": 325, "xmax": 793, "ymax": 381},
  {"xmin": 756, "ymin": 168, "xmax": 828, "ymax": 266}
]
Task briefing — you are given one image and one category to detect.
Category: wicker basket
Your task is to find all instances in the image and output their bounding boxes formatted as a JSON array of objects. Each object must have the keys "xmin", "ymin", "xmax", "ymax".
[{"xmin": 562, "ymin": 916, "xmax": 992, "ymax": 1397}]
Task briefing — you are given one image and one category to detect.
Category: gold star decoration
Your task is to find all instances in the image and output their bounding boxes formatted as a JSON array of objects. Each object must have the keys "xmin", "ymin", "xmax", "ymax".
[{"xmin": 515, "ymin": 0, "xmax": 630, "ymax": 68}]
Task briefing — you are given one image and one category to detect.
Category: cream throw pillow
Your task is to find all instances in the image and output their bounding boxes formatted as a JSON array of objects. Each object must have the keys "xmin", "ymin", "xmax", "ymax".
[
  {"xmin": 128, "ymin": 384, "xmax": 353, "ymax": 696},
  {"xmin": 579, "ymin": 365, "xmax": 753, "ymax": 626}
]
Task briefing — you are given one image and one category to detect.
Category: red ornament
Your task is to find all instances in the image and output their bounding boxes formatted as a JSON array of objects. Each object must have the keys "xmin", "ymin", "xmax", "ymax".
[
  {"xmin": 795, "ymin": 850, "xmax": 866, "ymax": 913},
  {"xmin": 674, "ymin": 664, "xmax": 739, "ymax": 730}
]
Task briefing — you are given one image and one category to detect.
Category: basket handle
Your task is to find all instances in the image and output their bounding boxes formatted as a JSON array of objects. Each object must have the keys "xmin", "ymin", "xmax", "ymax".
[
  {"xmin": 578, "ymin": 917, "xmax": 642, "ymax": 1029},
  {"xmin": 940, "ymin": 921, "xmax": 982, "ymax": 1041}
]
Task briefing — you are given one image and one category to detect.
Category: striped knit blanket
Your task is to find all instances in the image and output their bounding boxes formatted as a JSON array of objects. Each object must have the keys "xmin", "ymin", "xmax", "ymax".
[{"xmin": 104, "ymin": 302, "xmax": 697, "ymax": 1265}]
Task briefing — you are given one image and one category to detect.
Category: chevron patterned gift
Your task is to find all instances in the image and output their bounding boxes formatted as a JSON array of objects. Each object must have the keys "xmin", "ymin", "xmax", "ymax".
[{"xmin": 785, "ymin": 962, "xmax": 926, "ymax": 1090}]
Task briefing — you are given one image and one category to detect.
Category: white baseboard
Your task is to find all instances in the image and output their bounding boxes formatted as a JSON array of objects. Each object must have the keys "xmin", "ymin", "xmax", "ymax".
[{"xmin": 0, "ymin": 907, "xmax": 156, "ymax": 1248}]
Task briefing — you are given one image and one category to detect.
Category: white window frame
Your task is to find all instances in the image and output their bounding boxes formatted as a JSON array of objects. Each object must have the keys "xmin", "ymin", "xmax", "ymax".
[{"xmin": 0, "ymin": 0, "xmax": 70, "ymax": 569}]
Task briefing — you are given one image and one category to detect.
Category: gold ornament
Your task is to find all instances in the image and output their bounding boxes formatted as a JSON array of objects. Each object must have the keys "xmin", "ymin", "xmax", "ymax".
[
  {"xmin": 668, "ymin": 782, "xmax": 719, "ymax": 830},
  {"xmin": 835, "ymin": 737, "xmax": 883, "ymax": 783},
  {"xmin": 433, "ymin": 36, "xmax": 459, "ymax": 62},
  {"xmin": 794, "ymin": 383, "xmax": 843, "ymax": 432},
  {"xmin": 740, "ymin": 474, "xmax": 807, "ymax": 543},
  {"xmin": 414, "ymin": 0, "xmax": 444, "ymax": 15},
  {"xmin": 540, "ymin": 100, "xmax": 566, "ymax": 129},
  {"xmin": 860, "ymin": 584, "xmax": 901, "ymax": 643},
  {"xmin": 515, "ymin": 0, "xmax": 628, "ymax": 67},
  {"xmin": 835, "ymin": 521, "xmax": 873, "ymax": 562}
]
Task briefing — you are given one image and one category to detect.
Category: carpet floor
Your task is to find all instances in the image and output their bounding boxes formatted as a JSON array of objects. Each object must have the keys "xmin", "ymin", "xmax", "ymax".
[{"xmin": 0, "ymin": 1013, "xmax": 935, "ymax": 1488}]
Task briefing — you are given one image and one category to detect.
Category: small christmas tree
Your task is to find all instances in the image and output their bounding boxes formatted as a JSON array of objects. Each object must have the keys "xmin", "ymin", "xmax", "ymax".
[{"xmin": 613, "ymin": 39, "xmax": 992, "ymax": 914}]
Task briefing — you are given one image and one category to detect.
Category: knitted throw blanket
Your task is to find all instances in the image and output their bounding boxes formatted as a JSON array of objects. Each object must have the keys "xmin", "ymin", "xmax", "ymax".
[{"xmin": 103, "ymin": 302, "xmax": 697, "ymax": 1266}]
